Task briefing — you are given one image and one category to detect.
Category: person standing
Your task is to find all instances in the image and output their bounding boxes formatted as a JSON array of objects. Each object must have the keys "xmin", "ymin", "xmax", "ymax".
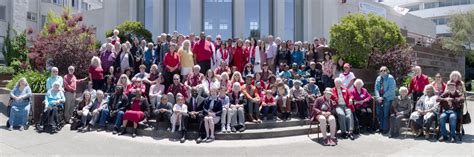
[
  {"xmin": 192, "ymin": 32, "xmax": 214, "ymax": 74},
  {"xmin": 232, "ymin": 39, "xmax": 248, "ymax": 73},
  {"xmin": 409, "ymin": 66, "xmax": 430, "ymax": 107},
  {"xmin": 179, "ymin": 40, "xmax": 194, "ymax": 78},
  {"xmin": 64, "ymin": 66, "xmax": 87, "ymax": 123},
  {"xmin": 374, "ymin": 66, "xmax": 397, "ymax": 134},
  {"xmin": 266, "ymin": 35, "xmax": 277, "ymax": 73},
  {"xmin": 89, "ymin": 57, "xmax": 105, "ymax": 90}
]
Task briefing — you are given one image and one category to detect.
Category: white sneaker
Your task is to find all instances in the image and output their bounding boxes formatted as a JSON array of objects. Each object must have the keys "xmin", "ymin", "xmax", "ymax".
[
  {"xmin": 222, "ymin": 126, "xmax": 226, "ymax": 133},
  {"xmin": 19, "ymin": 126, "xmax": 24, "ymax": 131},
  {"xmin": 171, "ymin": 127, "xmax": 175, "ymax": 133},
  {"xmin": 226, "ymin": 125, "xmax": 231, "ymax": 133},
  {"xmin": 8, "ymin": 126, "xmax": 13, "ymax": 131}
]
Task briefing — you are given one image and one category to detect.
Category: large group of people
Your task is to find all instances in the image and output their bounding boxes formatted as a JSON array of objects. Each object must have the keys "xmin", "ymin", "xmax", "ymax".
[{"xmin": 7, "ymin": 30, "xmax": 467, "ymax": 146}]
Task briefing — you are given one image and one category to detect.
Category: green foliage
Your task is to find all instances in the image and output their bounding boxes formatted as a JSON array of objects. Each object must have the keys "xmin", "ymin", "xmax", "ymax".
[
  {"xmin": 105, "ymin": 21, "xmax": 153, "ymax": 43},
  {"xmin": 0, "ymin": 66, "xmax": 15, "ymax": 75},
  {"xmin": 441, "ymin": 10, "xmax": 474, "ymax": 53},
  {"xmin": 466, "ymin": 50, "xmax": 474, "ymax": 67},
  {"xmin": 329, "ymin": 13, "xmax": 406, "ymax": 68},
  {"xmin": 2, "ymin": 24, "xmax": 29, "ymax": 66},
  {"xmin": 7, "ymin": 70, "xmax": 49, "ymax": 93}
]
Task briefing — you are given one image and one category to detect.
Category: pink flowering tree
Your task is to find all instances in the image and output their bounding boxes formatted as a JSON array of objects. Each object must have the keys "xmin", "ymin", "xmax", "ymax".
[
  {"xmin": 28, "ymin": 9, "xmax": 97, "ymax": 77},
  {"xmin": 368, "ymin": 45, "xmax": 415, "ymax": 85}
]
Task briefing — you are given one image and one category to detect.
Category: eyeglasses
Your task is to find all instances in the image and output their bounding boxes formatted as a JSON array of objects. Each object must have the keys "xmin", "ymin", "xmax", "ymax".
[
  {"xmin": 380, "ymin": 70, "xmax": 387, "ymax": 72},
  {"xmin": 173, "ymin": 78, "xmax": 179, "ymax": 80}
]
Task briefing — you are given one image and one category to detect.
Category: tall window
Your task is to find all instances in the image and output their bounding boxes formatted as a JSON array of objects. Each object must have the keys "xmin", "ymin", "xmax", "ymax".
[
  {"xmin": 144, "ymin": 0, "xmax": 153, "ymax": 32},
  {"xmin": 0, "ymin": 6, "xmax": 5, "ymax": 21},
  {"xmin": 244, "ymin": 0, "xmax": 270, "ymax": 40},
  {"xmin": 204, "ymin": 0, "xmax": 233, "ymax": 39},
  {"xmin": 167, "ymin": 0, "xmax": 191, "ymax": 35},
  {"xmin": 284, "ymin": 0, "xmax": 294, "ymax": 40}
]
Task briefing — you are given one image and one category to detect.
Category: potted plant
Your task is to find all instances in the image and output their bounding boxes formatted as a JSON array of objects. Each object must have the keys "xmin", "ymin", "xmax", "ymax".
[{"xmin": 0, "ymin": 66, "xmax": 15, "ymax": 82}]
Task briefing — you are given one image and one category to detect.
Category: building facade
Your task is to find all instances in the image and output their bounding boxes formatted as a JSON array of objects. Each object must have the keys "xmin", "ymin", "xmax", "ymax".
[
  {"xmin": 380, "ymin": 0, "xmax": 474, "ymax": 37},
  {"xmin": 82, "ymin": 0, "xmax": 436, "ymax": 43}
]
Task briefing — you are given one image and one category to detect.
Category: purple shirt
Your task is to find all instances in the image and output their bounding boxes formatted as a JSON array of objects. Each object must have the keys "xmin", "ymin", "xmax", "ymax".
[
  {"xmin": 100, "ymin": 51, "xmax": 116, "ymax": 73},
  {"xmin": 266, "ymin": 42, "xmax": 277, "ymax": 59}
]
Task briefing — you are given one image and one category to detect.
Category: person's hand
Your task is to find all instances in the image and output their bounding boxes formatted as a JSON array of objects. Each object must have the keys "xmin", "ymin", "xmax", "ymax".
[
  {"xmin": 396, "ymin": 112, "xmax": 403, "ymax": 116},
  {"xmin": 12, "ymin": 96, "xmax": 19, "ymax": 101},
  {"xmin": 225, "ymin": 105, "xmax": 229, "ymax": 109},
  {"xmin": 230, "ymin": 105, "xmax": 236, "ymax": 109},
  {"xmin": 377, "ymin": 97, "xmax": 383, "ymax": 103},
  {"xmin": 136, "ymin": 58, "xmax": 140, "ymax": 62}
]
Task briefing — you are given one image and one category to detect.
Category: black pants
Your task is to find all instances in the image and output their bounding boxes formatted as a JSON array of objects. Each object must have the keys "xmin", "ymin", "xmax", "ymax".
[
  {"xmin": 412, "ymin": 92, "xmax": 423, "ymax": 110},
  {"xmin": 92, "ymin": 79, "xmax": 105, "ymax": 90},
  {"xmin": 184, "ymin": 113, "xmax": 205, "ymax": 138},
  {"xmin": 356, "ymin": 107, "xmax": 373, "ymax": 128},
  {"xmin": 154, "ymin": 110, "xmax": 171, "ymax": 128},
  {"xmin": 41, "ymin": 106, "xmax": 59, "ymax": 126},
  {"xmin": 294, "ymin": 99, "xmax": 308, "ymax": 119},
  {"xmin": 197, "ymin": 60, "xmax": 211, "ymax": 74}
]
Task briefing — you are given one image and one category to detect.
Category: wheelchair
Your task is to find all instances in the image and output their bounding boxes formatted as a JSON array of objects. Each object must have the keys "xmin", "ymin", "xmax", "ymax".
[
  {"xmin": 6, "ymin": 98, "xmax": 33, "ymax": 130},
  {"xmin": 35, "ymin": 102, "xmax": 66, "ymax": 134}
]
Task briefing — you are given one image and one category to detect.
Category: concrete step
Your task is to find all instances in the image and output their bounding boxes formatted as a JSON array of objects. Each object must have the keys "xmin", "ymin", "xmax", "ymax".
[
  {"xmin": 151, "ymin": 118, "xmax": 309, "ymax": 130},
  {"xmin": 109, "ymin": 123, "xmax": 320, "ymax": 140}
]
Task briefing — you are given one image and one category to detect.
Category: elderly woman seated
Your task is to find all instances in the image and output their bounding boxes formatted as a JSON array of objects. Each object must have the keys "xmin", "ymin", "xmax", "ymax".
[
  {"xmin": 437, "ymin": 82, "xmax": 464, "ymax": 143},
  {"xmin": 312, "ymin": 88, "xmax": 338, "ymax": 146},
  {"xmin": 8, "ymin": 78, "xmax": 32, "ymax": 131},
  {"xmin": 75, "ymin": 91, "xmax": 93, "ymax": 132},
  {"xmin": 389, "ymin": 87, "xmax": 413, "ymax": 138},
  {"xmin": 119, "ymin": 90, "xmax": 150, "ymax": 138},
  {"xmin": 39, "ymin": 82, "xmax": 65, "ymax": 132},
  {"xmin": 410, "ymin": 85, "xmax": 439, "ymax": 140},
  {"xmin": 349, "ymin": 79, "xmax": 373, "ymax": 133}
]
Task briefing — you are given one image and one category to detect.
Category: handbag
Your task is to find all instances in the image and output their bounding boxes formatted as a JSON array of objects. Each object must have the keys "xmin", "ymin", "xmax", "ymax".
[{"xmin": 463, "ymin": 101, "xmax": 471, "ymax": 124}]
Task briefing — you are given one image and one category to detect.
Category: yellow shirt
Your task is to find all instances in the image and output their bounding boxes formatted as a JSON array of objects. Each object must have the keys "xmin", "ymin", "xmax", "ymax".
[{"xmin": 178, "ymin": 48, "xmax": 194, "ymax": 68}]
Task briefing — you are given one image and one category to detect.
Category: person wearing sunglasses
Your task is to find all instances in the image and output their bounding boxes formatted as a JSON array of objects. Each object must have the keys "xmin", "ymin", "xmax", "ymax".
[{"xmin": 374, "ymin": 66, "xmax": 397, "ymax": 134}]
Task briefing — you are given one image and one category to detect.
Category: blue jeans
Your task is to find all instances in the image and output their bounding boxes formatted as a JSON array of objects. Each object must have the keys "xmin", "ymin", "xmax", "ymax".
[
  {"xmin": 99, "ymin": 109, "xmax": 109, "ymax": 127},
  {"xmin": 262, "ymin": 106, "xmax": 277, "ymax": 118},
  {"xmin": 439, "ymin": 110, "xmax": 458, "ymax": 139},
  {"xmin": 376, "ymin": 99, "xmax": 392, "ymax": 132},
  {"xmin": 114, "ymin": 111, "xmax": 124, "ymax": 127}
]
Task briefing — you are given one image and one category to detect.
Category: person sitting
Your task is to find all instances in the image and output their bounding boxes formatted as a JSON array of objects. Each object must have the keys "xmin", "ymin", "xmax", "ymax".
[
  {"xmin": 389, "ymin": 87, "xmax": 412, "ymax": 138},
  {"xmin": 262, "ymin": 90, "xmax": 277, "ymax": 121},
  {"xmin": 242, "ymin": 74, "xmax": 261, "ymax": 123},
  {"xmin": 260, "ymin": 63, "xmax": 273, "ymax": 82},
  {"xmin": 410, "ymin": 85, "xmax": 439, "ymax": 140},
  {"xmin": 202, "ymin": 88, "xmax": 223, "ymax": 143},
  {"xmin": 153, "ymin": 96, "xmax": 173, "ymax": 131},
  {"xmin": 304, "ymin": 78, "xmax": 321, "ymax": 114},
  {"xmin": 120, "ymin": 90, "xmax": 150, "ymax": 138},
  {"xmin": 186, "ymin": 87, "xmax": 206, "ymax": 143},
  {"xmin": 8, "ymin": 78, "xmax": 32, "ymax": 131},
  {"xmin": 243, "ymin": 63, "xmax": 254, "ymax": 77},
  {"xmin": 39, "ymin": 82, "xmax": 65, "ymax": 132},
  {"xmin": 350, "ymin": 79, "xmax": 373, "ymax": 133},
  {"xmin": 186, "ymin": 65, "xmax": 205, "ymax": 88},
  {"xmin": 102, "ymin": 75, "xmax": 116, "ymax": 94},
  {"xmin": 437, "ymin": 82, "xmax": 464, "ymax": 143},
  {"xmin": 171, "ymin": 93, "xmax": 188, "ymax": 142},
  {"xmin": 167, "ymin": 74, "xmax": 189, "ymax": 104},
  {"xmin": 332, "ymin": 78, "xmax": 355, "ymax": 140},
  {"xmin": 88, "ymin": 90, "xmax": 108, "ymax": 131},
  {"xmin": 290, "ymin": 80, "xmax": 308, "ymax": 119},
  {"xmin": 126, "ymin": 78, "xmax": 146, "ymax": 99},
  {"xmin": 201, "ymin": 69, "xmax": 220, "ymax": 97},
  {"xmin": 214, "ymin": 61, "xmax": 231, "ymax": 75},
  {"xmin": 108, "ymin": 86, "xmax": 130, "ymax": 134},
  {"xmin": 149, "ymin": 73, "xmax": 165, "ymax": 106},
  {"xmin": 312, "ymin": 88, "xmax": 338, "ymax": 146},
  {"xmin": 276, "ymin": 82, "xmax": 292, "ymax": 120},
  {"xmin": 75, "ymin": 91, "xmax": 93, "ymax": 132},
  {"xmin": 218, "ymin": 86, "xmax": 231, "ymax": 133},
  {"xmin": 229, "ymin": 82, "xmax": 246, "ymax": 132},
  {"xmin": 278, "ymin": 64, "xmax": 292, "ymax": 81},
  {"xmin": 84, "ymin": 81, "xmax": 97, "ymax": 101}
]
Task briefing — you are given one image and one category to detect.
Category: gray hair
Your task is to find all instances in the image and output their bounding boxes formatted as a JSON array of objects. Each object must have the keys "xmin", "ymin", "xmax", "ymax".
[
  {"xmin": 354, "ymin": 79, "xmax": 364, "ymax": 87},
  {"xmin": 423, "ymin": 84, "xmax": 434, "ymax": 95},
  {"xmin": 449, "ymin": 71, "xmax": 462, "ymax": 81}
]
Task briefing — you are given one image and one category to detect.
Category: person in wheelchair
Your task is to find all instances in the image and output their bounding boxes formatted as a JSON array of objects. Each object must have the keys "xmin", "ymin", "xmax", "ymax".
[
  {"xmin": 8, "ymin": 78, "xmax": 32, "ymax": 131},
  {"xmin": 410, "ymin": 85, "xmax": 439, "ymax": 140},
  {"xmin": 437, "ymin": 82, "xmax": 464, "ymax": 142},
  {"xmin": 350, "ymin": 79, "xmax": 374, "ymax": 133},
  {"xmin": 39, "ymin": 82, "xmax": 65, "ymax": 132},
  {"xmin": 75, "ymin": 91, "xmax": 93, "ymax": 132}
]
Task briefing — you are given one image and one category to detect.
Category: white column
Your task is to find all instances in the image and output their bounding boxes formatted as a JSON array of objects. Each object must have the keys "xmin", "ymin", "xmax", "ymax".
[
  {"xmin": 273, "ymin": 0, "xmax": 285, "ymax": 40},
  {"xmin": 190, "ymin": 0, "xmax": 202, "ymax": 35},
  {"xmin": 152, "ymin": 0, "xmax": 164, "ymax": 37},
  {"xmin": 129, "ymin": 0, "xmax": 137, "ymax": 21},
  {"xmin": 233, "ymin": 0, "xmax": 245, "ymax": 39}
]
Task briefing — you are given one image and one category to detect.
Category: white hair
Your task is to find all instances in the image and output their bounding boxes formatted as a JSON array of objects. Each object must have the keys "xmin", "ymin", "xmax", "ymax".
[
  {"xmin": 91, "ymin": 56, "xmax": 101, "ymax": 67},
  {"xmin": 399, "ymin": 86, "xmax": 408, "ymax": 93},
  {"xmin": 423, "ymin": 84, "xmax": 434, "ymax": 95},
  {"xmin": 449, "ymin": 71, "xmax": 462, "ymax": 81},
  {"xmin": 354, "ymin": 79, "xmax": 364, "ymax": 87},
  {"xmin": 334, "ymin": 78, "xmax": 343, "ymax": 85}
]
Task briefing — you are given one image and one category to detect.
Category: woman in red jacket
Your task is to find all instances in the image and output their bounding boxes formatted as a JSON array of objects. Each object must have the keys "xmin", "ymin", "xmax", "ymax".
[
  {"xmin": 332, "ymin": 78, "xmax": 355, "ymax": 140},
  {"xmin": 232, "ymin": 39, "xmax": 249, "ymax": 73}
]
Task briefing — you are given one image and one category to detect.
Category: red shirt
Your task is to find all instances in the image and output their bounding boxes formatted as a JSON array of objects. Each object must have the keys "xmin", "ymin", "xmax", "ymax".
[
  {"xmin": 167, "ymin": 83, "xmax": 188, "ymax": 100},
  {"xmin": 186, "ymin": 73, "xmax": 204, "ymax": 87},
  {"xmin": 64, "ymin": 74, "xmax": 77, "ymax": 92},
  {"xmin": 214, "ymin": 66, "xmax": 231, "ymax": 75},
  {"xmin": 89, "ymin": 66, "xmax": 104, "ymax": 80},
  {"xmin": 263, "ymin": 96, "xmax": 275, "ymax": 105},
  {"xmin": 409, "ymin": 74, "xmax": 429, "ymax": 93},
  {"xmin": 126, "ymin": 84, "xmax": 146, "ymax": 96},
  {"xmin": 164, "ymin": 52, "xmax": 180, "ymax": 72},
  {"xmin": 331, "ymin": 87, "xmax": 354, "ymax": 112},
  {"xmin": 232, "ymin": 47, "xmax": 249, "ymax": 72},
  {"xmin": 192, "ymin": 40, "xmax": 213, "ymax": 62}
]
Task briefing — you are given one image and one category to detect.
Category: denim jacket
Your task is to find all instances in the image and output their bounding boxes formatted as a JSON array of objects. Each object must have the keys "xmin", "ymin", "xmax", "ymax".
[{"xmin": 374, "ymin": 74, "xmax": 396, "ymax": 100}]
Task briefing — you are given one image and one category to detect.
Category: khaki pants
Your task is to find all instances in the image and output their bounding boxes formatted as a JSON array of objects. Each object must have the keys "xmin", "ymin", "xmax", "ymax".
[
  {"xmin": 318, "ymin": 115, "xmax": 336, "ymax": 139},
  {"xmin": 64, "ymin": 92, "xmax": 76, "ymax": 121}
]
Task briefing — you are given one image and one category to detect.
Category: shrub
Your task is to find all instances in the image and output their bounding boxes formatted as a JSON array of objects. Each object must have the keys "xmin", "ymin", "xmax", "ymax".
[
  {"xmin": 369, "ymin": 46, "xmax": 415, "ymax": 86},
  {"xmin": 105, "ymin": 21, "xmax": 153, "ymax": 43},
  {"xmin": 7, "ymin": 70, "xmax": 49, "ymax": 93},
  {"xmin": 0, "ymin": 66, "xmax": 15, "ymax": 75},
  {"xmin": 28, "ymin": 9, "xmax": 96, "ymax": 78},
  {"xmin": 2, "ymin": 24, "xmax": 29, "ymax": 67}
]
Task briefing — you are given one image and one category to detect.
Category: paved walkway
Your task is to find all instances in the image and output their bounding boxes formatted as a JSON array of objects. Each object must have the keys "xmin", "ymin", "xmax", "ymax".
[{"xmin": 0, "ymin": 96, "xmax": 473, "ymax": 157}]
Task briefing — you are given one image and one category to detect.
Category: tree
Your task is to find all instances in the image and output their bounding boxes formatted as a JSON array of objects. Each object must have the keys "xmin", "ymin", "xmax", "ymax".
[
  {"xmin": 441, "ymin": 10, "xmax": 474, "ymax": 67},
  {"xmin": 105, "ymin": 21, "xmax": 153, "ymax": 43},
  {"xmin": 2, "ymin": 24, "xmax": 29, "ymax": 70},
  {"xmin": 28, "ymin": 9, "xmax": 96, "ymax": 77},
  {"xmin": 369, "ymin": 45, "xmax": 415, "ymax": 86},
  {"xmin": 329, "ymin": 13, "xmax": 406, "ymax": 68}
]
